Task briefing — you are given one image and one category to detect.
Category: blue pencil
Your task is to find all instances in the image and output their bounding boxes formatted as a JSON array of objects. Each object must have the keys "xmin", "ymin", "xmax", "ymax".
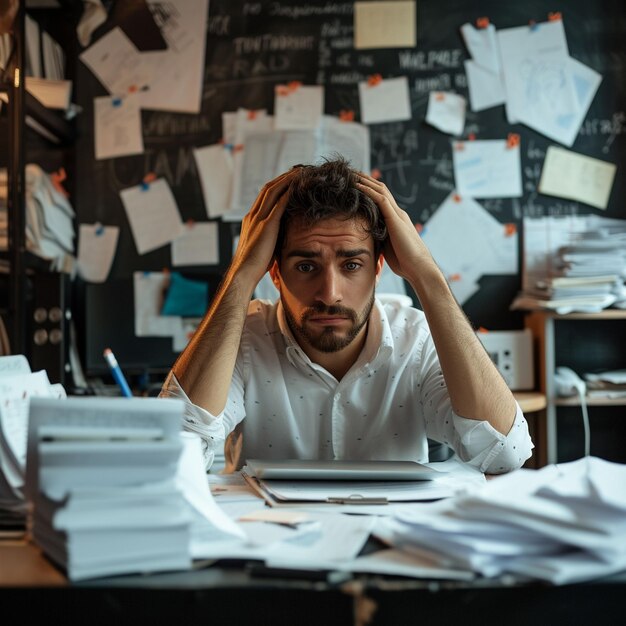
[{"xmin": 103, "ymin": 348, "xmax": 133, "ymax": 398}]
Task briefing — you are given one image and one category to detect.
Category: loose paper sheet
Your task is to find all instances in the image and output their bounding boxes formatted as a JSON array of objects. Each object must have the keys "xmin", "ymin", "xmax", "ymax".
[
  {"xmin": 80, "ymin": 26, "xmax": 152, "ymax": 95},
  {"xmin": 120, "ymin": 178, "xmax": 184, "ymax": 255},
  {"xmin": 464, "ymin": 59, "xmax": 505, "ymax": 112},
  {"xmin": 497, "ymin": 20, "xmax": 574, "ymax": 128},
  {"xmin": 422, "ymin": 192, "xmax": 518, "ymax": 304},
  {"xmin": 77, "ymin": 223, "xmax": 119, "ymax": 283},
  {"xmin": 354, "ymin": 1, "xmax": 416, "ymax": 50},
  {"xmin": 452, "ymin": 139, "xmax": 522, "ymax": 198},
  {"xmin": 538, "ymin": 146, "xmax": 616, "ymax": 209},
  {"xmin": 133, "ymin": 271, "xmax": 183, "ymax": 338},
  {"xmin": 193, "ymin": 144, "xmax": 233, "ymax": 218},
  {"xmin": 274, "ymin": 84, "xmax": 324, "ymax": 130},
  {"xmin": 460, "ymin": 22, "xmax": 500, "ymax": 74},
  {"xmin": 139, "ymin": 0, "xmax": 209, "ymax": 113},
  {"xmin": 426, "ymin": 91, "xmax": 466, "ymax": 136},
  {"xmin": 171, "ymin": 222, "xmax": 219, "ymax": 267},
  {"xmin": 94, "ymin": 93, "xmax": 144, "ymax": 160},
  {"xmin": 358, "ymin": 76, "xmax": 412, "ymax": 124}
]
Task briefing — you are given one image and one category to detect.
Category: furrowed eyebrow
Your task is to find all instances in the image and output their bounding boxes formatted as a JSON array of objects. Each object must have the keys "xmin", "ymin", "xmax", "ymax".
[
  {"xmin": 285, "ymin": 248, "xmax": 372, "ymax": 259},
  {"xmin": 337, "ymin": 248, "xmax": 372, "ymax": 258}
]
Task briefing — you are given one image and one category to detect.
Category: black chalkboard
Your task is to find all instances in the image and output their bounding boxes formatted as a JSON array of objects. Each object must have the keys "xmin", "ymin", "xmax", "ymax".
[{"xmin": 73, "ymin": 0, "xmax": 626, "ymax": 375}]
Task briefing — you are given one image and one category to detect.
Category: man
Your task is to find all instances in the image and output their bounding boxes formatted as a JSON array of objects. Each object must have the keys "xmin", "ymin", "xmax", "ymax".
[{"xmin": 161, "ymin": 158, "xmax": 533, "ymax": 473}]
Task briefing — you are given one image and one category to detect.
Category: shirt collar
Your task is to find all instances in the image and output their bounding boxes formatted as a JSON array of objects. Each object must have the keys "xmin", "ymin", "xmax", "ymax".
[{"xmin": 276, "ymin": 298, "xmax": 393, "ymax": 369}]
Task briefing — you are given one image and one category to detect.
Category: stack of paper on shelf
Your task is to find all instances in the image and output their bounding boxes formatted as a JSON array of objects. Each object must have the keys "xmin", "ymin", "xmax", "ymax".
[
  {"xmin": 513, "ymin": 215, "xmax": 626, "ymax": 313},
  {"xmin": 584, "ymin": 370, "xmax": 626, "ymax": 399},
  {"xmin": 377, "ymin": 457, "xmax": 626, "ymax": 584},
  {"xmin": 0, "ymin": 355, "xmax": 65, "ymax": 531},
  {"xmin": 0, "ymin": 168, "xmax": 6, "ymax": 251},
  {"xmin": 25, "ymin": 164, "xmax": 76, "ymax": 273},
  {"xmin": 25, "ymin": 396, "xmax": 193, "ymax": 581}
]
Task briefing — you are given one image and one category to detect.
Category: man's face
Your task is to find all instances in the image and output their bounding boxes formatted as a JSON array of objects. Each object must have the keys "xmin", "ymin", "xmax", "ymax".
[{"xmin": 270, "ymin": 216, "xmax": 382, "ymax": 355}]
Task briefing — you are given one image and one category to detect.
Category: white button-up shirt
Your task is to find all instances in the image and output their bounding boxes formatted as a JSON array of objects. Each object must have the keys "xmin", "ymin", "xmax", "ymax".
[{"xmin": 161, "ymin": 298, "xmax": 533, "ymax": 473}]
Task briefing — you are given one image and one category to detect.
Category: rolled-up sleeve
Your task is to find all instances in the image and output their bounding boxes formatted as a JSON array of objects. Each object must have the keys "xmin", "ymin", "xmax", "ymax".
[
  {"xmin": 159, "ymin": 372, "xmax": 227, "ymax": 470},
  {"xmin": 452, "ymin": 402, "xmax": 534, "ymax": 474}
]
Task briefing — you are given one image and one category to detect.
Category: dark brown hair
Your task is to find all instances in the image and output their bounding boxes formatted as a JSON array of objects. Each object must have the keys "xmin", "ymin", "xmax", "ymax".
[{"xmin": 275, "ymin": 157, "xmax": 388, "ymax": 260}]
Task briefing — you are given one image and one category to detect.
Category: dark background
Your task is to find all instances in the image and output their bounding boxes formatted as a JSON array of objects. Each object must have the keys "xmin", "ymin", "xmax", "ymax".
[{"xmin": 57, "ymin": 0, "xmax": 626, "ymax": 376}]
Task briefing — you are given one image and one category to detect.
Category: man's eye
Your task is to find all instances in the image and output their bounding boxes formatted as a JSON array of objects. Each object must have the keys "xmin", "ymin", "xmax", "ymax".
[
  {"xmin": 345, "ymin": 261, "xmax": 361, "ymax": 271},
  {"xmin": 296, "ymin": 263, "xmax": 315, "ymax": 273}
]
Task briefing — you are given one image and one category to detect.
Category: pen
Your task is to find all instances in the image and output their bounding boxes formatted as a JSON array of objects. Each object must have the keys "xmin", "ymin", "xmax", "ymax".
[{"xmin": 103, "ymin": 348, "xmax": 133, "ymax": 398}]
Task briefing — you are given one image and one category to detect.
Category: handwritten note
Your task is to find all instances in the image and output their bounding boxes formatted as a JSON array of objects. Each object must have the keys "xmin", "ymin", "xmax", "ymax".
[
  {"xmin": 80, "ymin": 27, "xmax": 152, "ymax": 95},
  {"xmin": 94, "ymin": 93, "xmax": 144, "ymax": 160},
  {"xmin": 452, "ymin": 139, "xmax": 522, "ymax": 198},
  {"xmin": 77, "ymin": 223, "xmax": 119, "ymax": 283},
  {"xmin": 139, "ymin": 0, "xmax": 209, "ymax": 113},
  {"xmin": 120, "ymin": 178, "xmax": 184, "ymax": 255},
  {"xmin": 358, "ymin": 76, "xmax": 412, "ymax": 124},
  {"xmin": 538, "ymin": 146, "xmax": 616, "ymax": 210},
  {"xmin": 354, "ymin": 1, "xmax": 416, "ymax": 50}
]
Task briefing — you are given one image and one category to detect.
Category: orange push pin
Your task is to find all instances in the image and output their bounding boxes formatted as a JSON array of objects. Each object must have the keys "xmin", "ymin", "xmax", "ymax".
[
  {"xmin": 476, "ymin": 17, "xmax": 490, "ymax": 28},
  {"xmin": 367, "ymin": 73, "xmax": 383, "ymax": 87},
  {"xmin": 506, "ymin": 133, "xmax": 520, "ymax": 148}
]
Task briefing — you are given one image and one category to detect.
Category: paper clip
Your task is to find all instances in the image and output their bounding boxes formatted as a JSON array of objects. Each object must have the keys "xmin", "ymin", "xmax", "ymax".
[
  {"xmin": 548, "ymin": 12, "xmax": 562, "ymax": 21},
  {"xmin": 339, "ymin": 109, "xmax": 355, "ymax": 122},
  {"xmin": 141, "ymin": 172, "xmax": 157, "ymax": 191},
  {"xmin": 476, "ymin": 17, "xmax": 490, "ymax": 29},
  {"xmin": 506, "ymin": 133, "xmax": 520, "ymax": 148},
  {"xmin": 504, "ymin": 223, "xmax": 517, "ymax": 237},
  {"xmin": 367, "ymin": 73, "xmax": 383, "ymax": 87}
]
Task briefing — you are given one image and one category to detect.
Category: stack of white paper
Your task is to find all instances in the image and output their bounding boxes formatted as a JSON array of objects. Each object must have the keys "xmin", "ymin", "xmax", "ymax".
[
  {"xmin": 0, "ymin": 355, "xmax": 65, "ymax": 530},
  {"xmin": 512, "ymin": 215, "xmax": 626, "ymax": 313},
  {"xmin": 25, "ymin": 396, "xmax": 193, "ymax": 581},
  {"xmin": 379, "ymin": 457, "xmax": 626, "ymax": 584},
  {"xmin": 25, "ymin": 164, "xmax": 76, "ymax": 274}
]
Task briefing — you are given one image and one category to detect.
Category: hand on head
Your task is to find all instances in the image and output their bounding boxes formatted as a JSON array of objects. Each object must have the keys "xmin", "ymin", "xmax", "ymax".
[
  {"xmin": 356, "ymin": 173, "xmax": 433, "ymax": 282},
  {"xmin": 231, "ymin": 168, "xmax": 300, "ymax": 288}
]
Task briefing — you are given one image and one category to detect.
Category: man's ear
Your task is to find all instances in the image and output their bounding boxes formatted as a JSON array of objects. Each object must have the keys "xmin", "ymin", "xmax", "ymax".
[
  {"xmin": 375, "ymin": 253, "xmax": 384, "ymax": 285},
  {"xmin": 269, "ymin": 259, "xmax": 281, "ymax": 286}
]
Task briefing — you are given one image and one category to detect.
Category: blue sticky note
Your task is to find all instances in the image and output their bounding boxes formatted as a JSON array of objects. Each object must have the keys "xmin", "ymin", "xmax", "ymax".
[{"xmin": 161, "ymin": 272, "xmax": 208, "ymax": 317}]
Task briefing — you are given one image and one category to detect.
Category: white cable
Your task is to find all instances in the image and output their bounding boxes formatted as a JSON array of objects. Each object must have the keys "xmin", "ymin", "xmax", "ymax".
[{"xmin": 577, "ymin": 384, "xmax": 591, "ymax": 457}]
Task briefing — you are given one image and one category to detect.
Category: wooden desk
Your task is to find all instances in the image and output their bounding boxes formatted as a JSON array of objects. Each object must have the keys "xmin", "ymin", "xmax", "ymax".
[{"xmin": 2, "ymin": 540, "xmax": 625, "ymax": 626}]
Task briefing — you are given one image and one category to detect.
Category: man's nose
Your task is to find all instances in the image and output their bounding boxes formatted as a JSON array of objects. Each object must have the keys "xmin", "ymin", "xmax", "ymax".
[{"xmin": 315, "ymin": 267, "xmax": 342, "ymax": 305}]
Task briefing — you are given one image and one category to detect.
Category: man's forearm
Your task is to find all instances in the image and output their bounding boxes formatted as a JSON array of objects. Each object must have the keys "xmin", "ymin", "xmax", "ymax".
[
  {"xmin": 171, "ymin": 271, "xmax": 256, "ymax": 416},
  {"xmin": 408, "ymin": 262, "xmax": 517, "ymax": 435}
]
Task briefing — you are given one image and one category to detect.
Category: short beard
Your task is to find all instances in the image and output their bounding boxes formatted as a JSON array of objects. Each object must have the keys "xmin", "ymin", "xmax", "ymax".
[{"xmin": 282, "ymin": 290, "xmax": 376, "ymax": 353}]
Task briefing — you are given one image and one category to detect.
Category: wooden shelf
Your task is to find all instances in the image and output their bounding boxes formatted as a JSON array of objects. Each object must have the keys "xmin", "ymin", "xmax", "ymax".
[
  {"xmin": 555, "ymin": 396, "xmax": 626, "ymax": 407},
  {"xmin": 528, "ymin": 310, "xmax": 626, "ymax": 321},
  {"xmin": 513, "ymin": 391, "xmax": 547, "ymax": 413}
]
